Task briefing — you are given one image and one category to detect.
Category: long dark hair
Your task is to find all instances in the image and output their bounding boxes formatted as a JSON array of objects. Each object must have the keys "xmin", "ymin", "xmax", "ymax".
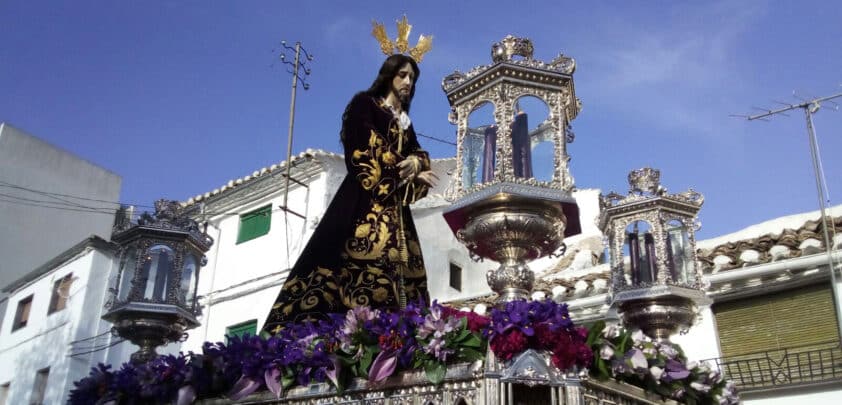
[
  {"xmin": 341, "ymin": 54, "xmax": 421, "ymax": 142},
  {"xmin": 364, "ymin": 54, "xmax": 420, "ymax": 112}
]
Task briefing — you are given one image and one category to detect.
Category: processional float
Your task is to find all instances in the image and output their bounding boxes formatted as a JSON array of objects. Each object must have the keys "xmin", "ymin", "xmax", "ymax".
[{"xmin": 202, "ymin": 36, "xmax": 707, "ymax": 405}]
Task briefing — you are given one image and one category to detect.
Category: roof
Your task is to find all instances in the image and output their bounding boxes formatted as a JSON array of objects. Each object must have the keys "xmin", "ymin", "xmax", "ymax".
[
  {"xmin": 697, "ymin": 205, "xmax": 842, "ymax": 273},
  {"xmin": 181, "ymin": 151, "xmax": 457, "ymax": 210},
  {"xmin": 2, "ymin": 235, "xmax": 118, "ymax": 293},
  {"xmin": 181, "ymin": 149, "xmax": 344, "ymax": 207}
]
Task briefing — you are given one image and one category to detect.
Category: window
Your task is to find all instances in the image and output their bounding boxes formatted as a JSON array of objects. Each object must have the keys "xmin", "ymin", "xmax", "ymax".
[
  {"xmin": 117, "ymin": 247, "xmax": 139, "ymax": 301},
  {"xmin": 178, "ymin": 255, "xmax": 199, "ymax": 305},
  {"xmin": 0, "ymin": 382, "xmax": 10, "ymax": 405},
  {"xmin": 225, "ymin": 320, "xmax": 257, "ymax": 343},
  {"xmin": 236, "ymin": 205, "xmax": 272, "ymax": 244},
  {"xmin": 48, "ymin": 273, "xmax": 73, "ymax": 314},
  {"xmin": 140, "ymin": 245, "xmax": 174, "ymax": 302},
  {"xmin": 714, "ymin": 283, "xmax": 840, "ymax": 357},
  {"xmin": 12, "ymin": 295, "xmax": 33, "ymax": 331},
  {"xmin": 449, "ymin": 262, "xmax": 462, "ymax": 291},
  {"xmin": 30, "ymin": 368, "xmax": 48, "ymax": 405}
]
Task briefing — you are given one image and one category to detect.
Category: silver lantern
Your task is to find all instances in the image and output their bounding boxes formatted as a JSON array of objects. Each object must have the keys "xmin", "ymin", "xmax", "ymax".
[
  {"xmin": 600, "ymin": 168, "xmax": 709, "ymax": 341},
  {"xmin": 442, "ymin": 36, "xmax": 581, "ymax": 304},
  {"xmin": 104, "ymin": 199, "xmax": 213, "ymax": 363}
]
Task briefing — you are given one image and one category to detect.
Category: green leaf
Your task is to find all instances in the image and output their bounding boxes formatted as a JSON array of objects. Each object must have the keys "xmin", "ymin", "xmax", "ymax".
[
  {"xmin": 360, "ymin": 346, "xmax": 377, "ymax": 378},
  {"xmin": 458, "ymin": 347, "xmax": 485, "ymax": 363},
  {"xmin": 460, "ymin": 333, "xmax": 483, "ymax": 348},
  {"xmin": 335, "ymin": 366, "xmax": 352, "ymax": 394},
  {"xmin": 412, "ymin": 352, "xmax": 425, "ymax": 369},
  {"xmin": 596, "ymin": 358, "xmax": 609, "ymax": 379},
  {"xmin": 617, "ymin": 331, "xmax": 630, "ymax": 353},
  {"xmin": 281, "ymin": 372, "xmax": 295, "ymax": 388},
  {"xmin": 425, "ymin": 361, "xmax": 447, "ymax": 385},
  {"xmin": 586, "ymin": 320, "xmax": 605, "ymax": 347}
]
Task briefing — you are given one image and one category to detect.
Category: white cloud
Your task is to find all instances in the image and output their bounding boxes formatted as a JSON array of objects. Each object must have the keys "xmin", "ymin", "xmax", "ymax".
[{"xmin": 579, "ymin": 1, "xmax": 768, "ymax": 140}]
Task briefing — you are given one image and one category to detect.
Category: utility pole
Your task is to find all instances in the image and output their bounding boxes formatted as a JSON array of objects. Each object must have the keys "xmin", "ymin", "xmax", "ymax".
[
  {"xmin": 741, "ymin": 91, "xmax": 842, "ymax": 340},
  {"xmin": 277, "ymin": 41, "xmax": 313, "ymax": 219},
  {"xmin": 276, "ymin": 41, "xmax": 313, "ymax": 268}
]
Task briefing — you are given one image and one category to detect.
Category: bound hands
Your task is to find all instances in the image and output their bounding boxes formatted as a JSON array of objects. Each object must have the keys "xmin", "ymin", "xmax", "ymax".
[{"xmin": 397, "ymin": 155, "xmax": 439, "ymax": 188}]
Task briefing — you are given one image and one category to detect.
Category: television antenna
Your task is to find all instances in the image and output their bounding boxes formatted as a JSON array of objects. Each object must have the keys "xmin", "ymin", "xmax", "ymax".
[{"xmin": 735, "ymin": 89, "xmax": 842, "ymax": 340}]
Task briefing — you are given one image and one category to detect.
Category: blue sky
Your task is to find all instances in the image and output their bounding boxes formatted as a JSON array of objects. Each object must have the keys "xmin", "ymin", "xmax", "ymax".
[{"xmin": 1, "ymin": 0, "xmax": 840, "ymax": 239}]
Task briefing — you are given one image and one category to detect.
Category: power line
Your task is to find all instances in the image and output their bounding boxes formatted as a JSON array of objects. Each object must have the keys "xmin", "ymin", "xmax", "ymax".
[
  {"xmin": 417, "ymin": 132, "xmax": 457, "ymax": 146},
  {"xmin": 0, "ymin": 191, "xmax": 112, "ymax": 212},
  {"xmin": 68, "ymin": 338, "xmax": 126, "ymax": 357},
  {"xmin": 0, "ymin": 192, "xmax": 298, "ymax": 219},
  {"xmin": 0, "ymin": 180, "xmax": 153, "ymax": 208}
]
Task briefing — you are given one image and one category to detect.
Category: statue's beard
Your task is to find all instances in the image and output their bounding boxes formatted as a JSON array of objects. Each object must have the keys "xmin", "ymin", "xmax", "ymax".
[{"xmin": 392, "ymin": 86, "xmax": 410, "ymax": 104}]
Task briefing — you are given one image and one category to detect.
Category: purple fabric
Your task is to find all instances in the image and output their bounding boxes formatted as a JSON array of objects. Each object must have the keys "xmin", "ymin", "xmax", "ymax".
[
  {"xmin": 481, "ymin": 125, "xmax": 497, "ymax": 182},
  {"xmin": 511, "ymin": 112, "xmax": 532, "ymax": 178}
]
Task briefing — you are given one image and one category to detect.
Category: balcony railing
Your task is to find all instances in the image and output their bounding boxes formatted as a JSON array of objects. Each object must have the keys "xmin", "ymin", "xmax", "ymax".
[{"xmin": 704, "ymin": 341, "xmax": 842, "ymax": 392}]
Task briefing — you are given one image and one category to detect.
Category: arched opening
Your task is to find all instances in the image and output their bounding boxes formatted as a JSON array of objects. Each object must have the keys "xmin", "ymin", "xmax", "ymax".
[
  {"xmin": 117, "ymin": 246, "xmax": 139, "ymax": 301},
  {"xmin": 463, "ymin": 102, "xmax": 495, "ymax": 188},
  {"xmin": 511, "ymin": 95, "xmax": 551, "ymax": 182},
  {"xmin": 624, "ymin": 221, "xmax": 656, "ymax": 285},
  {"xmin": 179, "ymin": 254, "xmax": 199, "ymax": 305},
  {"xmin": 140, "ymin": 244, "xmax": 174, "ymax": 302},
  {"xmin": 666, "ymin": 219, "xmax": 695, "ymax": 285}
]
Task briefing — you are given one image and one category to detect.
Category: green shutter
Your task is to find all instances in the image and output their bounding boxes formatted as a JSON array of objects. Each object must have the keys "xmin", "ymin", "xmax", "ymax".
[
  {"xmin": 714, "ymin": 283, "xmax": 840, "ymax": 358},
  {"xmin": 236, "ymin": 205, "xmax": 272, "ymax": 244},
  {"xmin": 226, "ymin": 320, "xmax": 258, "ymax": 343}
]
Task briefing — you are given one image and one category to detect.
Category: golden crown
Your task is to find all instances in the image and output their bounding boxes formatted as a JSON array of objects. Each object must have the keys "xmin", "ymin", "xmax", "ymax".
[{"xmin": 371, "ymin": 15, "xmax": 433, "ymax": 63}]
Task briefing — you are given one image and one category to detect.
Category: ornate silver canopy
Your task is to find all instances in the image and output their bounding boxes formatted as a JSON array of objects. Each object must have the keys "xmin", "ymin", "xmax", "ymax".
[
  {"xmin": 442, "ymin": 35, "xmax": 580, "ymax": 196},
  {"xmin": 104, "ymin": 199, "xmax": 214, "ymax": 363},
  {"xmin": 443, "ymin": 36, "xmax": 581, "ymax": 304},
  {"xmin": 600, "ymin": 169, "xmax": 709, "ymax": 340}
]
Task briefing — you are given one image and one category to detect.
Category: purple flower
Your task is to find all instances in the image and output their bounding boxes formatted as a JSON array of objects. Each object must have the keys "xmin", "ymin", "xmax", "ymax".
[
  {"xmin": 662, "ymin": 359, "xmax": 690, "ymax": 382},
  {"xmin": 416, "ymin": 303, "xmax": 461, "ymax": 361},
  {"xmin": 68, "ymin": 364, "xmax": 114, "ymax": 405}
]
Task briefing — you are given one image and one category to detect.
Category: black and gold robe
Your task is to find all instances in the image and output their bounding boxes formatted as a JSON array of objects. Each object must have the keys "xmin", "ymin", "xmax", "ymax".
[{"xmin": 263, "ymin": 93, "xmax": 431, "ymax": 333}]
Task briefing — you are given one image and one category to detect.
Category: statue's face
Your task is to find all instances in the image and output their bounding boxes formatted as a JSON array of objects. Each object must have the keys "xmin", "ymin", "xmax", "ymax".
[{"xmin": 391, "ymin": 62, "xmax": 414, "ymax": 103}]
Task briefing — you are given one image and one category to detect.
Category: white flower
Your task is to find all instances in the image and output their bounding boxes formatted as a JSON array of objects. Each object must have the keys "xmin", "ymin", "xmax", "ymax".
[
  {"xmin": 628, "ymin": 349, "xmax": 648, "ymax": 370},
  {"xmin": 600, "ymin": 345, "xmax": 615, "ymax": 360},
  {"xmin": 649, "ymin": 366, "xmax": 664, "ymax": 381},
  {"xmin": 631, "ymin": 330, "xmax": 647, "ymax": 343},
  {"xmin": 659, "ymin": 343, "xmax": 679, "ymax": 359},
  {"xmin": 691, "ymin": 381, "xmax": 711, "ymax": 393},
  {"xmin": 602, "ymin": 325, "xmax": 620, "ymax": 338},
  {"xmin": 398, "ymin": 111, "xmax": 411, "ymax": 130}
]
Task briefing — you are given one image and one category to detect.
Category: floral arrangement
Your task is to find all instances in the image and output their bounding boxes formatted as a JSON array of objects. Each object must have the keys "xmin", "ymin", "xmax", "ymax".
[
  {"xmin": 69, "ymin": 301, "xmax": 487, "ymax": 405},
  {"xmin": 485, "ymin": 299, "xmax": 592, "ymax": 370},
  {"xmin": 70, "ymin": 300, "xmax": 738, "ymax": 405},
  {"xmin": 587, "ymin": 321, "xmax": 739, "ymax": 405}
]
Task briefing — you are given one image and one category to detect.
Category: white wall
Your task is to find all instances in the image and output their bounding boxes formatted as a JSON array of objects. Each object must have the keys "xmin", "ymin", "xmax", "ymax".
[
  {"xmin": 0, "ymin": 247, "xmax": 131, "ymax": 405},
  {"xmin": 184, "ymin": 167, "xmax": 341, "ymax": 349},
  {"xmin": 743, "ymin": 387, "xmax": 842, "ymax": 405},
  {"xmin": 413, "ymin": 204, "xmax": 492, "ymax": 303},
  {"xmin": 670, "ymin": 305, "xmax": 723, "ymax": 362}
]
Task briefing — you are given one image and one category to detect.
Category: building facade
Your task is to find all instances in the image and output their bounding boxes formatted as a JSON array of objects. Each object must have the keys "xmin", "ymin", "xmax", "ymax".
[
  {"xmin": 1, "ymin": 146, "xmax": 839, "ymax": 403},
  {"xmin": 0, "ymin": 237, "xmax": 138, "ymax": 405},
  {"xmin": 0, "ymin": 123, "xmax": 122, "ymax": 329}
]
